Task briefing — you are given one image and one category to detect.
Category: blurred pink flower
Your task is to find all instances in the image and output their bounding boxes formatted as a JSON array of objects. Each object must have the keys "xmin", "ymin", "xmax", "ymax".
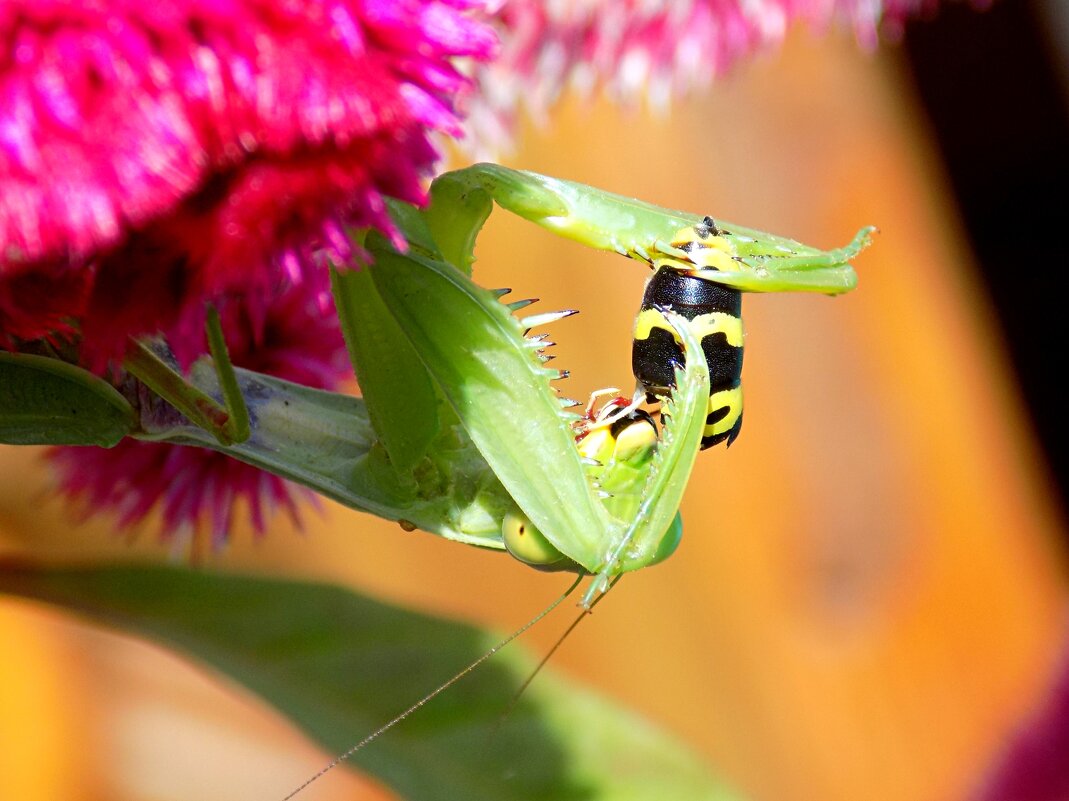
[
  {"xmin": 0, "ymin": 260, "xmax": 91, "ymax": 349},
  {"xmin": 49, "ymin": 264, "xmax": 350, "ymax": 548},
  {"xmin": 471, "ymin": 0, "xmax": 932, "ymax": 153},
  {"xmin": 0, "ymin": 0, "xmax": 496, "ymax": 367}
]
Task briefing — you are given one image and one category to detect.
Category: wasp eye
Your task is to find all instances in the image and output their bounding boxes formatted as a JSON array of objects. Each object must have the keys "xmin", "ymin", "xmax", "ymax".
[
  {"xmin": 611, "ymin": 416, "xmax": 658, "ymax": 465},
  {"xmin": 578, "ymin": 427, "xmax": 614, "ymax": 464}
]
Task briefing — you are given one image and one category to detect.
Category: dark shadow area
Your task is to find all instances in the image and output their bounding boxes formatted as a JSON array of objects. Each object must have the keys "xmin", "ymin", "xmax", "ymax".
[{"xmin": 903, "ymin": 0, "xmax": 1069, "ymax": 529}]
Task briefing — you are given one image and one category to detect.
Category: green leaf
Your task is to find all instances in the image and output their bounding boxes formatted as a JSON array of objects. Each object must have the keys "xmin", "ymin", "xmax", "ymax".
[
  {"xmin": 0, "ymin": 352, "xmax": 136, "ymax": 446},
  {"xmin": 0, "ymin": 562, "xmax": 744, "ymax": 801},
  {"xmin": 331, "ymin": 264, "xmax": 441, "ymax": 474}
]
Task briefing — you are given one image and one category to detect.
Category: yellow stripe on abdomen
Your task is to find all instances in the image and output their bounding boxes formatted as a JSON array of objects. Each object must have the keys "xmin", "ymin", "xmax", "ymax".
[
  {"xmin": 705, "ymin": 386, "xmax": 743, "ymax": 439},
  {"xmin": 633, "ymin": 308, "xmax": 743, "ymax": 348}
]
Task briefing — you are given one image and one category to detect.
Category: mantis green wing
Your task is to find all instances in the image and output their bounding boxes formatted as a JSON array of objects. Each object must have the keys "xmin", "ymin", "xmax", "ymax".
[{"xmin": 331, "ymin": 265, "xmax": 442, "ymax": 476}]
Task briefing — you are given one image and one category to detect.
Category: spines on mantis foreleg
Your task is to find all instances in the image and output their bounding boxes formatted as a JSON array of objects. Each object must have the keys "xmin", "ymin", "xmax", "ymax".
[
  {"xmin": 367, "ymin": 247, "xmax": 613, "ymax": 571},
  {"xmin": 519, "ymin": 309, "xmax": 579, "ymax": 329},
  {"xmin": 502, "ymin": 388, "xmax": 688, "ymax": 573}
]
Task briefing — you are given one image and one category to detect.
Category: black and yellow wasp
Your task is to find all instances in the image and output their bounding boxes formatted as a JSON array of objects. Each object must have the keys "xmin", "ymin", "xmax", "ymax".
[{"xmin": 632, "ymin": 216, "xmax": 744, "ymax": 448}]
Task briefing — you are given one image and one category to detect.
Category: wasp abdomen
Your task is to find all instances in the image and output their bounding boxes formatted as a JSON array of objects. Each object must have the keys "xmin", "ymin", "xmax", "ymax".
[{"xmin": 632, "ymin": 266, "xmax": 744, "ymax": 449}]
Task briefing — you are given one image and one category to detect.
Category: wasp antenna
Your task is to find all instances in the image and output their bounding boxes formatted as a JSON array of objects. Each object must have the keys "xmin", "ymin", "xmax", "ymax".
[
  {"xmin": 520, "ymin": 309, "xmax": 578, "ymax": 329},
  {"xmin": 279, "ymin": 575, "xmax": 584, "ymax": 801},
  {"xmin": 508, "ymin": 298, "xmax": 539, "ymax": 311}
]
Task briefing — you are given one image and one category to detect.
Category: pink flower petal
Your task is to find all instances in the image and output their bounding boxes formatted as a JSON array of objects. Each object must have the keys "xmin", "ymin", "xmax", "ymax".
[
  {"xmin": 469, "ymin": 0, "xmax": 933, "ymax": 154},
  {"xmin": 1, "ymin": 0, "xmax": 497, "ymax": 365}
]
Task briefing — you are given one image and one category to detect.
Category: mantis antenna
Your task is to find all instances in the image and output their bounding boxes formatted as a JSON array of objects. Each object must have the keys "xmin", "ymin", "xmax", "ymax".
[
  {"xmin": 495, "ymin": 575, "xmax": 622, "ymax": 732},
  {"xmin": 280, "ymin": 574, "xmax": 584, "ymax": 801}
]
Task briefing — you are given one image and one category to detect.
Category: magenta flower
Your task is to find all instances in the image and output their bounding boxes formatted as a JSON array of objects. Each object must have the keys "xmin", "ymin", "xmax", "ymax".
[
  {"xmin": 470, "ymin": 0, "xmax": 931, "ymax": 153},
  {"xmin": 0, "ymin": 259, "xmax": 91, "ymax": 350},
  {"xmin": 49, "ymin": 264, "xmax": 350, "ymax": 547},
  {"xmin": 0, "ymin": 0, "xmax": 496, "ymax": 368},
  {"xmin": 11, "ymin": 0, "xmax": 497, "ymax": 545}
]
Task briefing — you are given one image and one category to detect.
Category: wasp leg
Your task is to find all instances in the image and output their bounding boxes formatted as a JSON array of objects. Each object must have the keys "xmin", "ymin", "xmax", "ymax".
[
  {"xmin": 582, "ymin": 387, "xmax": 622, "ymax": 421},
  {"xmin": 586, "ymin": 386, "xmax": 647, "ymax": 431}
]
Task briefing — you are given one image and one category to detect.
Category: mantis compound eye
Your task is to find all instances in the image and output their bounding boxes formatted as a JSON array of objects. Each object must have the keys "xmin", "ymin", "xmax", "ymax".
[{"xmin": 502, "ymin": 507, "xmax": 576, "ymax": 571}]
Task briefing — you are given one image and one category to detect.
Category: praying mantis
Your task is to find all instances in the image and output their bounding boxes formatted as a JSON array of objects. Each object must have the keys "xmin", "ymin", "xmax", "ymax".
[{"xmin": 0, "ymin": 164, "xmax": 872, "ymax": 609}]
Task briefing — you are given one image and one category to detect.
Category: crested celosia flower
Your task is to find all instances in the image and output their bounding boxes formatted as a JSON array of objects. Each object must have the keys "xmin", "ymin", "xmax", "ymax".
[
  {"xmin": 470, "ymin": 0, "xmax": 933, "ymax": 154},
  {"xmin": 0, "ymin": 0, "xmax": 496, "ymax": 368},
  {"xmin": 49, "ymin": 264, "xmax": 350, "ymax": 548},
  {"xmin": 0, "ymin": 259, "xmax": 92, "ymax": 350}
]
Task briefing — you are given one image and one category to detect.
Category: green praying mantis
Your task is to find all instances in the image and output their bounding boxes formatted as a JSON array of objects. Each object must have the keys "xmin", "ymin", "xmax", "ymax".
[{"xmin": 0, "ymin": 164, "xmax": 872, "ymax": 609}]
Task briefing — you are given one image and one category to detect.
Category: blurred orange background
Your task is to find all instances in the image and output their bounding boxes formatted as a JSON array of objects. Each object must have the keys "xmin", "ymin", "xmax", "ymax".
[{"xmin": 1, "ymin": 27, "xmax": 1066, "ymax": 801}]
